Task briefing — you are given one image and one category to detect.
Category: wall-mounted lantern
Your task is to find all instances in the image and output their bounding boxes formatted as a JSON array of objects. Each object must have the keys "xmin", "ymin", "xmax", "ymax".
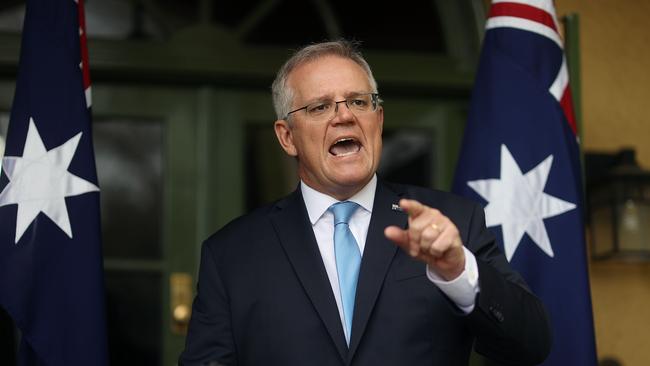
[{"xmin": 587, "ymin": 149, "xmax": 650, "ymax": 260}]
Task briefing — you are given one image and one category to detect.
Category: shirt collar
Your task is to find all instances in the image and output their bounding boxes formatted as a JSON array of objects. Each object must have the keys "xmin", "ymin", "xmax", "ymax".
[{"xmin": 301, "ymin": 174, "xmax": 377, "ymax": 225}]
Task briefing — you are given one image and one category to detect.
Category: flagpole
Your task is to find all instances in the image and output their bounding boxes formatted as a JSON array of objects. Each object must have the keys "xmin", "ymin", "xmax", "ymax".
[
  {"xmin": 563, "ymin": 14, "xmax": 582, "ymax": 137},
  {"xmin": 563, "ymin": 13, "xmax": 590, "ymax": 219}
]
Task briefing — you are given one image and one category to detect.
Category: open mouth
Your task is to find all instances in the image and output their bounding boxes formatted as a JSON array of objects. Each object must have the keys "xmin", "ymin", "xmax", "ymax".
[{"xmin": 329, "ymin": 138, "xmax": 361, "ymax": 157}]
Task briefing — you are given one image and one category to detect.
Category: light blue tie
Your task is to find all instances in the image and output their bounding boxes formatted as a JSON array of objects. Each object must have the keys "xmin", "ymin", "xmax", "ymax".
[{"xmin": 330, "ymin": 201, "xmax": 361, "ymax": 345}]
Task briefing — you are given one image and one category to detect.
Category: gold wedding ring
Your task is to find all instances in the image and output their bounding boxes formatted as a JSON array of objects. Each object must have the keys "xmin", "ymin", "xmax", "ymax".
[{"xmin": 431, "ymin": 223, "xmax": 440, "ymax": 232}]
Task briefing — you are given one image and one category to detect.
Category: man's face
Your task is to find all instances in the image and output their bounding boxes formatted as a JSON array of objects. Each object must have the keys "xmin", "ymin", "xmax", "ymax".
[{"xmin": 274, "ymin": 56, "xmax": 384, "ymax": 200}]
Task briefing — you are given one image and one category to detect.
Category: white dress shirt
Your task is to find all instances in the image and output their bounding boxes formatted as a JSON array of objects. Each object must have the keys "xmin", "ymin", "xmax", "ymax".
[{"xmin": 301, "ymin": 175, "xmax": 480, "ymax": 340}]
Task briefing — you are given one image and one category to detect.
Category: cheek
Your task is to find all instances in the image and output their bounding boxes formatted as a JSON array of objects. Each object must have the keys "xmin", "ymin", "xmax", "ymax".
[
  {"xmin": 296, "ymin": 135, "xmax": 327, "ymax": 165},
  {"xmin": 369, "ymin": 129, "xmax": 382, "ymax": 154},
  {"xmin": 303, "ymin": 130, "xmax": 327, "ymax": 154},
  {"xmin": 295, "ymin": 129, "xmax": 319, "ymax": 149}
]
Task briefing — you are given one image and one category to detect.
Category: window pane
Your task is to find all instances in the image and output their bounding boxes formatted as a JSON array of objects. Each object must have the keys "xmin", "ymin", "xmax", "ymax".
[
  {"xmin": 0, "ymin": 113, "xmax": 8, "ymax": 172},
  {"xmin": 244, "ymin": 124, "xmax": 296, "ymax": 210},
  {"xmin": 379, "ymin": 129, "xmax": 434, "ymax": 188},
  {"xmin": 105, "ymin": 271, "xmax": 161, "ymax": 365},
  {"xmin": 0, "ymin": 112, "xmax": 16, "ymax": 365},
  {"xmin": 94, "ymin": 119, "xmax": 163, "ymax": 259}
]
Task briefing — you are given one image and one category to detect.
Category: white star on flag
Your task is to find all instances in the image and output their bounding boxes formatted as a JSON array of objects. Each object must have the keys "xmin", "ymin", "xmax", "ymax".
[
  {"xmin": 467, "ymin": 144, "xmax": 576, "ymax": 261},
  {"xmin": 0, "ymin": 117, "xmax": 99, "ymax": 244}
]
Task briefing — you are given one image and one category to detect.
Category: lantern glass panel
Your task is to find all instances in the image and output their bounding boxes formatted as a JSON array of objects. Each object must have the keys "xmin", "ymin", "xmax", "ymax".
[{"xmin": 616, "ymin": 199, "xmax": 650, "ymax": 252}]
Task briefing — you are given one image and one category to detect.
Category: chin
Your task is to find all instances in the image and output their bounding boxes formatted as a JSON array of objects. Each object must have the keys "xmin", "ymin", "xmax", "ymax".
[{"xmin": 331, "ymin": 171, "xmax": 373, "ymax": 189}]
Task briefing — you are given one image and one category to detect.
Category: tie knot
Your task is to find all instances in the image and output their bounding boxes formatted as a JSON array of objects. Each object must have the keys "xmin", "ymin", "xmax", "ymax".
[{"xmin": 330, "ymin": 201, "xmax": 359, "ymax": 225}]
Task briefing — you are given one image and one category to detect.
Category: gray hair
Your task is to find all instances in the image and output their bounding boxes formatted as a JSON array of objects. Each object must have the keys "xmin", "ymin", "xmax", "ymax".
[{"xmin": 271, "ymin": 40, "xmax": 379, "ymax": 120}]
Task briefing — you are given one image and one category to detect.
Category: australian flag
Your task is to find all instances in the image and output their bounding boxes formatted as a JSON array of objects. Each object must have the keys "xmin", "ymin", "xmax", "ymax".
[
  {"xmin": 0, "ymin": 0, "xmax": 108, "ymax": 364},
  {"xmin": 453, "ymin": 1, "xmax": 597, "ymax": 365}
]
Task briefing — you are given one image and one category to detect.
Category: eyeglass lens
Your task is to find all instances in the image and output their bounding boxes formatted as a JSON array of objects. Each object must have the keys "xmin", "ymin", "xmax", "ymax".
[{"xmin": 305, "ymin": 94, "xmax": 376, "ymax": 121}]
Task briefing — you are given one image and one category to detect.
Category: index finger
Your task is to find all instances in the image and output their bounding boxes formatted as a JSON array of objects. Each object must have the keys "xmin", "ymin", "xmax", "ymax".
[{"xmin": 399, "ymin": 198, "xmax": 427, "ymax": 218}]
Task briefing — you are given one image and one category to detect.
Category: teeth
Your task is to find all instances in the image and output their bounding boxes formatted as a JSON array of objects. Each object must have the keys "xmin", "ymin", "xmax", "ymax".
[
  {"xmin": 329, "ymin": 137, "xmax": 360, "ymax": 156},
  {"xmin": 337, "ymin": 150, "xmax": 356, "ymax": 157}
]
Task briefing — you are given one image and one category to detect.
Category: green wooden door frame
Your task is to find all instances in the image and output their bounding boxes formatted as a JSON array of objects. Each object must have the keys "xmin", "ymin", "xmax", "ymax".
[{"xmin": 91, "ymin": 85, "xmax": 200, "ymax": 364}]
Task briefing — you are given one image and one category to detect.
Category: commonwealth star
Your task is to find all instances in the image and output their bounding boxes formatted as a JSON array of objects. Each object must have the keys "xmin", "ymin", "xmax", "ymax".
[
  {"xmin": 467, "ymin": 144, "xmax": 576, "ymax": 261},
  {"xmin": 0, "ymin": 117, "xmax": 99, "ymax": 243}
]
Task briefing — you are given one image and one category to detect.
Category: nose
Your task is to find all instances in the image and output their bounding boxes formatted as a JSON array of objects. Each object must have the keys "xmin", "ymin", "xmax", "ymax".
[{"xmin": 330, "ymin": 100, "xmax": 355, "ymax": 123}]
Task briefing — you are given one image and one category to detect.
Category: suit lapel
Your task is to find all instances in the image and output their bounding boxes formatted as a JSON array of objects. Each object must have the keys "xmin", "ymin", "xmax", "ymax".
[
  {"xmin": 269, "ymin": 189, "xmax": 348, "ymax": 361},
  {"xmin": 348, "ymin": 181, "xmax": 407, "ymax": 360}
]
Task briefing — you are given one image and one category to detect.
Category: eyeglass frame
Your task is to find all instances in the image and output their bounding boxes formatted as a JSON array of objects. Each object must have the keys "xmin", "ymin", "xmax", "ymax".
[{"xmin": 282, "ymin": 92, "xmax": 381, "ymax": 121}]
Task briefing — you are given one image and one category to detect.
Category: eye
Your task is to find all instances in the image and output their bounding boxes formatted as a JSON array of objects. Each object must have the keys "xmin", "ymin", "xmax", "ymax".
[
  {"xmin": 348, "ymin": 98, "xmax": 369, "ymax": 109},
  {"xmin": 306, "ymin": 102, "xmax": 332, "ymax": 115}
]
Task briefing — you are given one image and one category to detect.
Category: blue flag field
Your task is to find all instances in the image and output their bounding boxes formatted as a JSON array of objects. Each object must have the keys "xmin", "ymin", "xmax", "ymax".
[
  {"xmin": 453, "ymin": 1, "xmax": 598, "ymax": 365},
  {"xmin": 0, "ymin": 0, "xmax": 108, "ymax": 364}
]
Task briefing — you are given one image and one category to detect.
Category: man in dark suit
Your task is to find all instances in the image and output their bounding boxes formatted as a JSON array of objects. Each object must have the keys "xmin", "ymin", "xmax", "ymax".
[{"xmin": 179, "ymin": 40, "xmax": 551, "ymax": 366}]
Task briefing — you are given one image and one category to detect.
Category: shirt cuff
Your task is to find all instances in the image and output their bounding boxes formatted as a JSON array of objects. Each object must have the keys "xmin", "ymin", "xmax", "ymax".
[{"xmin": 426, "ymin": 247, "xmax": 480, "ymax": 314}]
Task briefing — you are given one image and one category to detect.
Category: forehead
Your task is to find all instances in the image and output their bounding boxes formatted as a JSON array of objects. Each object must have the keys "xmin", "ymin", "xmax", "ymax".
[{"xmin": 287, "ymin": 56, "xmax": 372, "ymax": 102}]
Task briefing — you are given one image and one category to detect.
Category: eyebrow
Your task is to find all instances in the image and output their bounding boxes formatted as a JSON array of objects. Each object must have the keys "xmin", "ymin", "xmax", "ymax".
[{"xmin": 303, "ymin": 91, "xmax": 370, "ymax": 104}]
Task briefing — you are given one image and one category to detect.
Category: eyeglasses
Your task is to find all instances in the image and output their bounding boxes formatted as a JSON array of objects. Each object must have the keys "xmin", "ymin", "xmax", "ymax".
[{"xmin": 284, "ymin": 93, "xmax": 380, "ymax": 122}]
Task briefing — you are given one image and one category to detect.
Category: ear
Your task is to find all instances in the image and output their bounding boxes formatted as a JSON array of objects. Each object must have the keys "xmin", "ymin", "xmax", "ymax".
[
  {"xmin": 274, "ymin": 119, "xmax": 298, "ymax": 157},
  {"xmin": 377, "ymin": 106, "xmax": 384, "ymax": 135}
]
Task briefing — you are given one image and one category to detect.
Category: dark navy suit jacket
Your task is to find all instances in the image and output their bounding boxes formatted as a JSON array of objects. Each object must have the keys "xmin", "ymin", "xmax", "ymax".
[{"xmin": 179, "ymin": 181, "xmax": 551, "ymax": 365}]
